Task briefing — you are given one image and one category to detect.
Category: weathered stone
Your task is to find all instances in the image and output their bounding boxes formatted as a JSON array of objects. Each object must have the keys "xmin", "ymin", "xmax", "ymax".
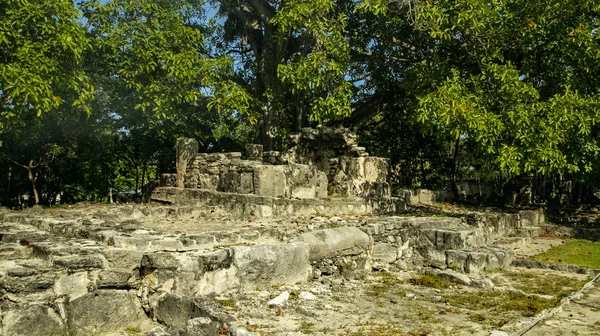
[
  {"xmin": 2, "ymin": 305, "xmax": 65, "ymax": 336},
  {"xmin": 66, "ymin": 289, "xmax": 146, "ymax": 335},
  {"xmin": 176, "ymin": 138, "xmax": 199, "ymax": 188},
  {"xmin": 142, "ymin": 252, "xmax": 180, "ymax": 269},
  {"xmin": 299, "ymin": 227, "xmax": 371, "ymax": 261},
  {"xmin": 52, "ymin": 254, "xmax": 106, "ymax": 270},
  {"xmin": 96, "ymin": 269, "xmax": 132, "ymax": 288},
  {"xmin": 373, "ymin": 243, "xmax": 397, "ymax": 264},
  {"xmin": 465, "ymin": 252, "xmax": 488, "ymax": 274},
  {"xmin": 435, "ymin": 269, "xmax": 472, "ymax": 286},
  {"xmin": 194, "ymin": 267, "xmax": 240, "ymax": 296},
  {"xmin": 2, "ymin": 273, "xmax": 56, "ymax": 293},
  {"xmin": 147, "ymin": 327, "xmax": 172, "ymax": 336},
  {"xmin": 54, "ymin": 271, "xmax": 89, "ymax": 301},
  {"xmin": 446, "ymin": 250, "xmax": 469, "ymax": 272},
  {"xmin": 151, "ymin": 293, "xmax": 233, "ymax": 328},
  {"xmin": 101, "ymin": 248, "xmax": 144, "ymax": 270},
  {"xmin": 152, "ymin": 293, "xmax": 198, "ymax": 327},
  {"xmin": 267, "ymin": 291, "xmax": 290, "ymax": 307},
  {"xmin": 253, "ymin": 165, "xmax": 286, "ymax": 197},
  {"xmin": 231, "ymin": 242, "xmax": 309, "ymax": 290},
  {"xmin": 471, "ymin": 278, "xmax": 495, "ymax": 289},
  {"xmin": 183, "ymin": 317, "xmax": 221, "ymax": 336}
]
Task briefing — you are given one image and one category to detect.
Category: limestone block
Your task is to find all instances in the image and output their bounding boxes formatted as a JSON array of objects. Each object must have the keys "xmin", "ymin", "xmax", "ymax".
[
  {"xmin": 299, "ymin": 227, "xmax": 372, "ymax": 261},
  {"xmin": 445, "ymin": 250, "xmax": 469, "ymax": 272},
  {"xmin": 253, "ymin": 165, "xmax": 286, "ymax": 197},
  {"xmin": 2, "ymin": 305, "xmax": 65, "ymax": 336},
  {"xmin": 373, "ymin": 243, "xmax": 397, "ymax": 264},
  {"xmin": 2, "ymin": 271, "xmax": 55, "ymax": 293},
  {"xmin": 219, "ymin": 171, "xmax": 255, "ymax": 194},
  {"xmin": 176, "ymin": 138, "xmax": 199, "ymax": 188},
  {"xmin": 465, "ymin": 252, "xmax": 488, "ymax": 274},
  {"xmin": 315, "ymin": 171, "xmax": 328, "ymax": 198},
  {"xmin": 421, "ymin": 248, "xmax": 447, "ymax": 269},
  {"xmin": 284, "ymin": 164, "xmax": 317, "ymax": 199},
  {"xmin": 194, "ymin": 267, "xmax": 240, "ymax": 296},
  {"xmin": 54, "ymin": 271, "xmax": 89, "ymax": 301},
  {"xmin": 151, "ymin": 293, "xmax": 232, "ymax": 328},
  {"xmin": 231, "ymin": 242, "xmax": 309, "ymax": 290},
  {"xmin": 96, "ymin": 269, "xmax": 132, "ymax": 288},
  {"xmin": 184, "ymin": 317, "xmax": 221, "ymax": 336},
  {"xmin": 52, "ymin": 254, "xmax": 106, "ymax": 270},
  {"xmin": 435, "ymin": 269, "xmax": 472, "ymax": 286},
  {"xmin": 148, "ymin": 238, "xmax": 185, "ymax": 251},
  {"xmin": 66, "ymin": 290, "xmax": 147, "ymax": 335},
  {"xmin": 101, "ymin": 248, "xmax": 144, "ymax": 270}
]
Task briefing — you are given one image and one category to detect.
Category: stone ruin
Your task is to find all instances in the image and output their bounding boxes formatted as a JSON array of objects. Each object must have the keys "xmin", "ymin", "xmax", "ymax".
[
  {"xmin": 0, "ymin": 127, "xmax": 580, "ymax": 336},
  {"xmin": 160, "ymin": 126, "xmax": 391, "ymax": 199}
]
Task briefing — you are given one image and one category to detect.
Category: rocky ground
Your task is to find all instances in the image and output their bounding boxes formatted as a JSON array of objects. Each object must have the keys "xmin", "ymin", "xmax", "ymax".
[
  {"xmin": 210, "ymin": 267, "xmax": 592, "ymax": 336},
  {"xmin": 1, "ymin": 203, "xmax": 598, "ymax": 336}
]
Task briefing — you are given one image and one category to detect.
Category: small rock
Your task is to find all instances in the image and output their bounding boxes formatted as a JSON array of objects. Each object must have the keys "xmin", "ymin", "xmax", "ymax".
[
  {"xmin": 489, "ymin": 331, "xmax": 509, "ymax": 336},
  {"xmin": 147, "ymin": 327, "xmax": 172, "ymax": 336},
  {"xmin": 298, "ymin": 291, "xmax": 317, "ymax": 300},
  {"xmin": 433, "ymin": 295, "xmax": 443, "ymax": 302},
  {"xmin": 405, "ymin": 293, "xmax": 416, "ymax": 299},
  {"xmin": 268, "ymin": 291, "xmax": 290, "ymax": 307},
  {"xmin": 471, "ymin": 278, "xmax": 494, "ymax": 289}
]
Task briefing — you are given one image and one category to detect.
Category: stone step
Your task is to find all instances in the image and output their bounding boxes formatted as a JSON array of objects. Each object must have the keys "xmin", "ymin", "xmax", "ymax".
[
  {"xmin": 445, "ymin": 247, "xmax": 515, "ymax": 274},
  {"xmin": 512, "ymin": 226, "xmax": 542, "ymax": 238},
  {"xmin": 491, "ymin": 236, "xmax": 531, "ymax": 250}
]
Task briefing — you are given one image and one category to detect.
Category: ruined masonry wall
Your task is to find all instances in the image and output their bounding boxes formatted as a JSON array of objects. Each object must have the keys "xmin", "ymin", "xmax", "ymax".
[{"xmin": 163, "ymin": 152, "xmax": 328, "ymax": 199}]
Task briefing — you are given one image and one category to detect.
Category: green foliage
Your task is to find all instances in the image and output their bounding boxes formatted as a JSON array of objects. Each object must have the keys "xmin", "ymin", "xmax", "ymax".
[
  {"xmin": 0, "ymin": 0, "xmax": 93, "ymax": 132},
  {"xmin": 2, "ymin": 0, "xmax": 600, "ymax": 208}
]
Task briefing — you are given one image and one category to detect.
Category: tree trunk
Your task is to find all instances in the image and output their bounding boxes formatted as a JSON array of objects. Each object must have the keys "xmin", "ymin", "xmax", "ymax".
[
  {"xmin": 135, "ymin": 165, "xmax": 140, "ymax": 194},
  {"xmin": 141, "ymin": 161, "xmax": 147, "ymax": 190},
  {"xmin": 450, "ymin": 138, "xmax": 460, "ymax": 197},
  {"xmin": 108, "ymin": 187, "xmax": 113, "ymax": 204},
  {"xmin": 25, "ymin": 161, "xmax": 40, "ymax": 205},
  {"xmin": 5, "ymin": 166, "xmax": 11, "ymax": 206}
]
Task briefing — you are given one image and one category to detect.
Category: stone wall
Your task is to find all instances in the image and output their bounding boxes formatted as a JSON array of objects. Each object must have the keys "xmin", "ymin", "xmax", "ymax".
[
  {"xmin": 279, "ymin": 127, "xmax": 391, "ymax": 198},
  {"xmin": 161, "ymin": 152, "xmax": 328, "ymax": 200}
]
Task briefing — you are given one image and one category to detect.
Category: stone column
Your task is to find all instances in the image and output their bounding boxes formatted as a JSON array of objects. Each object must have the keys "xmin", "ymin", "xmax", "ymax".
[{"xmin": 175, "ymin": 138, "xmax": 199, "ymax": 188}]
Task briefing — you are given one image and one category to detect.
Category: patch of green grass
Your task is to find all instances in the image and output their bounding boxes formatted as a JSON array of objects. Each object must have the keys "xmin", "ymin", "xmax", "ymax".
[
  {"xmin": 531, "ymin": 239, "xmax": 600, "ymax": 269},
  {"xmin": 445, "ymin": 290, "xmax": 555, "ymax": 317},
  {"xmin": 124, "ymin": 326, "xmax": 142, "ymax": 335},
  {"xmin": 408, "ymin": 273, "xmax": 453, "ymax": 289},
  {"xmin": 366, "ymin": 272, "xmax": 406, "ymax": 298},
  {"xmin": 213, "ymin": 297, "xmax": 237, "ymax": 308},
  {"xmin": 298, "ymin": 321, "xmax": 315, "ymax": 334},
  {"xmin": 501, "ymin": 270, "xmax": 589, "ymax": 297}
]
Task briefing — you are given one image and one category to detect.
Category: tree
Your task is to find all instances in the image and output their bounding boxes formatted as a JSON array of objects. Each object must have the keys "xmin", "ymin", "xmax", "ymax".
[{"xmin": 0, "ymin": 0, "xmax": 93, "ymax": 133}]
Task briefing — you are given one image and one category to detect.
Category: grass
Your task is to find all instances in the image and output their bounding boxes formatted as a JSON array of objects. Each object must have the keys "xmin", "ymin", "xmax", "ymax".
[
  {"xmin": 366, "ymin": 272, "xmax": 406, "ymax": 297},
  {"xmin": 124, "ymin": 326, "xmax": 142, "ymax": 335},
  {"xmin": 298, "ymin": 321, "xmax": 315, "ymax": 334},
  {"xmin": 531, "ymin": 239, "xmax": 600, "ymax": 269},
  {"xmin": 445, "ymin": 290, "xmax": 556, "ymax": 317},
  {"xmin": 408, "ymin": 273, "xmax": 454, "ymax": 289},
  {"xmin": 213, "ymin": 297, "xmax": 237, "ymax": 308},
  {"xmin": 500, "ymin": 270, "xmax": 589, "ymax": 297}
]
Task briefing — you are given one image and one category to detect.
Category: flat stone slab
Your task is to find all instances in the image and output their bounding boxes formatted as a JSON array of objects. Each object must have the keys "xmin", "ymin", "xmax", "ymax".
[{"xmin": 299, "ymin": 227, "xmax": 371, "ymax": 261}]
